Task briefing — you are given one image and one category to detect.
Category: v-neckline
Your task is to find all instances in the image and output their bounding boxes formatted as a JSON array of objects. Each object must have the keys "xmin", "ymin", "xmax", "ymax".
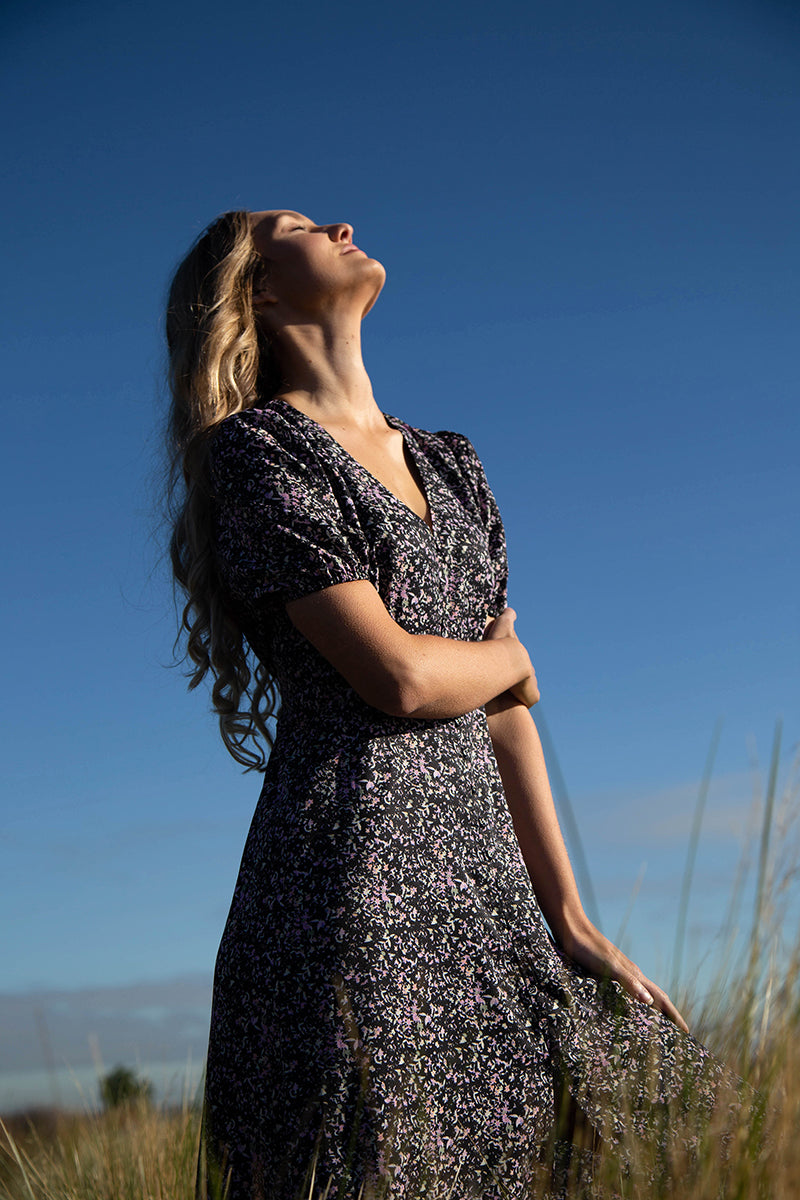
[{"xmin": 272, "ymin": 399, "xmax": 435, "ymax": 534}]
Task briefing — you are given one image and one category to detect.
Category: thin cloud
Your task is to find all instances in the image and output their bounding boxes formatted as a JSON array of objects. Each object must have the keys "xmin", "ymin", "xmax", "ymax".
[
  {"xmin": 0, "ymin": 975, "xmax": 212, "ymax": 1075},
  {"xmin": 577, "ymin": 770, "xmax": 765, "ymax": 847}
]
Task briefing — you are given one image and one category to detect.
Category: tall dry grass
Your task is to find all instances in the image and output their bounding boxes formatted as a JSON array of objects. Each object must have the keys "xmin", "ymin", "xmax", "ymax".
[
  {"xmin": 0, "ymin": 1098, "xmax": 201, "ymax": 1200},
  {"xmin": 2, "ymin": 725, "xmax": 797, "ymax": 1199}
]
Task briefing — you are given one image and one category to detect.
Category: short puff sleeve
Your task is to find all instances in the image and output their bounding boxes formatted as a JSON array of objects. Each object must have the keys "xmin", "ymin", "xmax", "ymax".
[{"xmin": 208, "ymin": 413, "xmax": 370, "ymax": 607}]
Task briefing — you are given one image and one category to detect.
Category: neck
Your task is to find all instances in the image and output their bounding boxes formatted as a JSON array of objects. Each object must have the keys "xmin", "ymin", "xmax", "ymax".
[{"xmin": 268, "ymin": 312, "xmax": 383, "ymax": 431}]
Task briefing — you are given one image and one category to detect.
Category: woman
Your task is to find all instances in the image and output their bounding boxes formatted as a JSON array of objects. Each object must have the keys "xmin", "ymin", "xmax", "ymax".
[{"xmin": 166, "ymin": 210, "xmax": 736, "ymax": 1199}]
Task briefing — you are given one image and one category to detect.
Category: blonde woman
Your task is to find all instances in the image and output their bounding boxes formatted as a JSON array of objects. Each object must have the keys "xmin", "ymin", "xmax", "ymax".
[{"xmin": 166, "ymin": 211, "xmax": 735, "ymax": 1199}]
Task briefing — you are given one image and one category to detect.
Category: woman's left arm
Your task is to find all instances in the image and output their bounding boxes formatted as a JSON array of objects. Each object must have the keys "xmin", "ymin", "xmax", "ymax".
[{"xmin": 485, "ymin": 695, "xmax": 689, "ymax": 1033}]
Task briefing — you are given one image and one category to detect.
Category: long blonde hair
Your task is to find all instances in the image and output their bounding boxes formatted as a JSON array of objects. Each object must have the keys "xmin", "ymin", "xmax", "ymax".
[{"xmin": 165, "ymin": 210, "xmax": 281, "ymax": 770}]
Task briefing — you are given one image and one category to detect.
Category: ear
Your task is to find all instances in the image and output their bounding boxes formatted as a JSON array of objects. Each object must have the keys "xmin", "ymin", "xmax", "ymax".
[
  {"xmin": 252, "ymin": 283, "xmax": 278, "ymax": 311},
  {"xmin": 252, "ymin": 263, "xmax": 278, "ymax": 311}
]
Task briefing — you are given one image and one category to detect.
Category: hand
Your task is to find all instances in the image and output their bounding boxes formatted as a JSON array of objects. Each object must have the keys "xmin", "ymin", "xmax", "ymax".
[
  {"xmin": 559, "ymin": 915, "xmax": 689, "ymax": 1033},
  {"xmin": 483, "ymin": 608, "xmax": 540, "ymax": 708}
]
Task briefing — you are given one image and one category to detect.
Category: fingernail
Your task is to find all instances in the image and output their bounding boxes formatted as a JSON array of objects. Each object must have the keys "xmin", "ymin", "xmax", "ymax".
[{"xmin": 639, "ymin": 988, "xmax": 654, "ymax": 1005}]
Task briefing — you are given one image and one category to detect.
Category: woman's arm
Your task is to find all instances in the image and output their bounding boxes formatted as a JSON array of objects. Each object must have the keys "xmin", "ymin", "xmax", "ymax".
[
  {"xmin": 486, "ymin": 696, "xmax": 689, "ymax": 1032},
  {"xmin": 285, "ymin": 581, "xmax": 539, "ymax": 719}
]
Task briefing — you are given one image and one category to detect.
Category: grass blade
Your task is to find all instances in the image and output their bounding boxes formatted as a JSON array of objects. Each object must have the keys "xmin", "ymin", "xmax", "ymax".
[{"xmin": 671, "ymin": 719, "xmax": 723, "ymax": 994}]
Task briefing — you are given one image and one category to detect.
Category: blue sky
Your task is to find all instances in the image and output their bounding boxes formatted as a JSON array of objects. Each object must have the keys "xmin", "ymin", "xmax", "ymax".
[{"xmin": 1, "ymin": 0, "xmax": 798, "ymax": 1110}]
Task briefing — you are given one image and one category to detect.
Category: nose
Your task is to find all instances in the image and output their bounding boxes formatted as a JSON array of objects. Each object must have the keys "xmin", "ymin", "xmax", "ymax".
[{"xmin": 327, "ymin": 223, "xmax": 354, "ymax": 243}]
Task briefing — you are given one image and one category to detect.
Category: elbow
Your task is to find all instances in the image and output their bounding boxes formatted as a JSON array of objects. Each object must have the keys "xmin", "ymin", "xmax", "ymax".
[
  {"xmin": 335, "ymin": 627, "xmax": 430, "ymax": 718},
  {"xmin": 390, "ymin": 681, "xmax": 426, "ymax": 719},
  {"xmin": 360, "ymin": 660, "xmax": 428, "ymax": 719}
]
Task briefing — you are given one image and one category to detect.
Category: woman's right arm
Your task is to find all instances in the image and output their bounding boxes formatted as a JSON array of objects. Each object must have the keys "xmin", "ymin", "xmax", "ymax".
[{"xmin": 286, "ymin": 580, "xmax": 538, "ymax": 719}]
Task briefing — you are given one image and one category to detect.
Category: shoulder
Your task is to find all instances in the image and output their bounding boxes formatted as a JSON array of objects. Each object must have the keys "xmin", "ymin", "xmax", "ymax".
[
  {"xmin": 209, "ymin": 402, "xmax": 300, "ymax": 457},
  {"xmin": 391, "ymin": 416, "xmax": 488, "ymax": 487},
  {"xmin": 393, "ymin": 417, "xmax": 503, "ymax": 534},
  {"xmin": 388, "ymin": 415, "xmax": 477, "ymax": 467},
  {"xmin": 208, "ymin": 403, "xmax": 320, "ymax": 495}
]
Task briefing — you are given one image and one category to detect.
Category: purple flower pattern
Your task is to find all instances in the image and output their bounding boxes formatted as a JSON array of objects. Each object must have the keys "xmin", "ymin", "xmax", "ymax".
[{"xmin": 198, "ymin": 399, "xmax": 738, "ymax": 1199}]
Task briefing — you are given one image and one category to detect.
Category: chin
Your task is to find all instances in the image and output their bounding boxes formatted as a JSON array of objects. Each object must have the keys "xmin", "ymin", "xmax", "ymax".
[{"xmin": 361, "ymin": 263, "xmax": 386, "ymax": 317}]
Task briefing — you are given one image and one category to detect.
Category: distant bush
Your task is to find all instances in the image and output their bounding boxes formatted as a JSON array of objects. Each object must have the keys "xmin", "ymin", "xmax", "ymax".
[{"xmin": 98, "ymin": 1064, "xmax": 153, "ymax": 1110}]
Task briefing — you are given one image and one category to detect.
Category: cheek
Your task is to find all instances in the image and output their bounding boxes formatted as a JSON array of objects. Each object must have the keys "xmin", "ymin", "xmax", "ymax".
[{"xmin": 278, "ymin": 247, "xmax": 339, "ymax": 300}]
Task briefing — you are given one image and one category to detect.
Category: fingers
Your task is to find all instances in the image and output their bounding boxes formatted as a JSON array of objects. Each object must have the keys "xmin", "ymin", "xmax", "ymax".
[
  {"xmin": 645, "ymin": 981, "xmax": 689, "ymax": 1034},
  {"xmin": 617, "ymin": 967, "xmax": 689, "ymax": 1034},
  {"xmin": 484, "ymin": 608, "xmax": 538, "ymax": 707},
  {"xmin": 484, "ymin": 607, "xmax": 516, "ymax": 638},
  {"xmin": 510, "ymin": 673, "xmax": 540, "ymax": 707},
  {"xmin": 564, "ymin": 923, "xmax": 690, "ymax": 1035},
  {"xmin": 594, "ymin": 941, "xmax": 690, "ymax": 1034}
]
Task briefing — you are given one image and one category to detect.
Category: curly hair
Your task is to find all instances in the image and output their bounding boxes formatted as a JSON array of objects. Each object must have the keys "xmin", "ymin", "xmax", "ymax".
[{"xmin": 165, "ymin": 210, "xmax": 282, "ymax": 770}]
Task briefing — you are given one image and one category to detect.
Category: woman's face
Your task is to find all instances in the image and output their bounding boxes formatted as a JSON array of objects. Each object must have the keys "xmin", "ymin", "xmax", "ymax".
[{"xmin": 249, "ymin": 210, "xmax": 385, "ymax": 322}]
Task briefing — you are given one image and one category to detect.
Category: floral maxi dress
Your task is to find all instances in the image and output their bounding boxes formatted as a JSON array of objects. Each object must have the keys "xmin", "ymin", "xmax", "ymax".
[{"xmin": 198, "ymin": 398, "xmax": 734, "ymax": 1200}]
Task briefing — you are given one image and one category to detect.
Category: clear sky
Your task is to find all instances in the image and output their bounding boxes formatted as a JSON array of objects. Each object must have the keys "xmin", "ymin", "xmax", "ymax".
[{"xmin": 1, "ymin": 0, "xmax": 798, "ymax": 1111}]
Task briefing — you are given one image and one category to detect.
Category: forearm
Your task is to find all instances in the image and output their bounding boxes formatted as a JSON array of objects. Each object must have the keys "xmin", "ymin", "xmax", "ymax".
[
  {"xmin": 487, "ymin": 697, "xmax": 689, "ymax": 1030},
  {"xmin": 486, "ymin": 699, "xmax": 587, "ymax": 943},
  {"xmin": 399, "ymin": 632, "xmax": 531, "ymax": 719},
  {"xmin": 287, "ymin": 581, "xmax": 533, "ymax": 720}
]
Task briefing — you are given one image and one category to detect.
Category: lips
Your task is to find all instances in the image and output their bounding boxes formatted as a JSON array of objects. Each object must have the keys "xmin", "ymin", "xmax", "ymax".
[{"xmin": 341, "ymin": 246, "xmax": 365, "ymax": 255}]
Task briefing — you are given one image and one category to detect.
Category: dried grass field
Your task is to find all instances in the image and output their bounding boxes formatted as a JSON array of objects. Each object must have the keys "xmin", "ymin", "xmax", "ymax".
[{"xmin": 3, "ymin": 729, "xmax": 797, "ymax": 1199}]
